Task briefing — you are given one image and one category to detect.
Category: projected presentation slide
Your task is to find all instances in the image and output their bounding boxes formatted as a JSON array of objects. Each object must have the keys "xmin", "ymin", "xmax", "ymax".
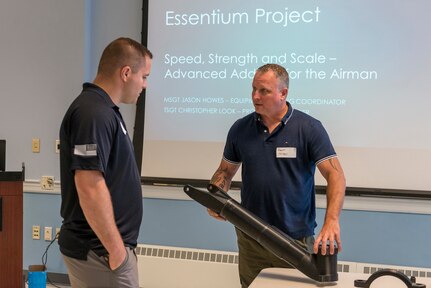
[{"xmin": 143, "ymin": 1, "xmax": 431, "ymax": 192}]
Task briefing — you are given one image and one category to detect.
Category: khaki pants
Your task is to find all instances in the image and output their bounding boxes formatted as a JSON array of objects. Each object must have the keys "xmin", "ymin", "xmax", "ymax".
[
  {"xmin": 236, "ymin": 228, "xmax": 314, "ymax": 288},
  {"xmin": 62, "ymin": 247, "xmax": 139, "ymax": 288}
]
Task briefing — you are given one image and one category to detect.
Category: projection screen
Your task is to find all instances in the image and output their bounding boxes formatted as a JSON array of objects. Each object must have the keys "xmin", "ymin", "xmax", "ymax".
[{"xmin": 139, "ymin": 0, "xmax": 431, "ymax": 196}]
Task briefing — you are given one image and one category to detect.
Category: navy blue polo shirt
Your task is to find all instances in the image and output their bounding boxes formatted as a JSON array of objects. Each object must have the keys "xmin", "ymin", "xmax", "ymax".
[
  {"xmin": 59, "ymin": 83, "xmax": 143, "ymax": 259},
  {"xmin": 223, "ymin": 102, "xmax": 336, "ymax": 239}
]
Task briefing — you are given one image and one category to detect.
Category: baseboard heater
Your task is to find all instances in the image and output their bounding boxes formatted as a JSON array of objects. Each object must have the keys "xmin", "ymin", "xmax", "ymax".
[
  {"xmin": 136, "ymin": 244, "xmax": 240, "ymax": 288},
  {"xmin": 136, "ymin": 244, "xmax": 431, "ymax": 288}
]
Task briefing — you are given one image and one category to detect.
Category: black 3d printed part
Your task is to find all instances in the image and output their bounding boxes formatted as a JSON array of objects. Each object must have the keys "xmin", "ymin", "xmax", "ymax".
[
  {"xmin": 183, "ymin": 184, "xmax": 338, "ymax": 283},
  {"xmin": 354, "ymin": 269, "xmax": 426, "ymax": 288}
]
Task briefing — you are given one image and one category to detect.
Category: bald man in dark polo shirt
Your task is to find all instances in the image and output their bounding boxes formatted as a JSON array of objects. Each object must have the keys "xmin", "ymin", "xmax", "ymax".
[
  {"xmin": 208, "ymin": 63, "xmax": 346, "ymax": 288},
  {"xmin": 59, "ymin": 38, "xmax": 152, "ymax": 287}
]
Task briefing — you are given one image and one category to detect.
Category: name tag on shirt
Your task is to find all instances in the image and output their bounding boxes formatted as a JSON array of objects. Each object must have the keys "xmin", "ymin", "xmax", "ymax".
[{"xmin": 276, "ymin": 147, "xmax": 296, "ymax": 158}]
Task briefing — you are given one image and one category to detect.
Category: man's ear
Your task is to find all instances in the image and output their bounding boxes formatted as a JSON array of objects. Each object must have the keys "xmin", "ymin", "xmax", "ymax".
[
  {"xmin": 281, "ymin": 87, "xmax": 288, "ymax": 101},
  {"xmin": 120, "ymin": 66, "xmax": 132, "ymax": 81}
]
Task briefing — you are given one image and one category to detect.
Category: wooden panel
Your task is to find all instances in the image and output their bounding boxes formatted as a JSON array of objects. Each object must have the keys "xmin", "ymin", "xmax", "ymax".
[{"xmin": 0, "ymin": 181, "xmax": 23, "ymax": 288}]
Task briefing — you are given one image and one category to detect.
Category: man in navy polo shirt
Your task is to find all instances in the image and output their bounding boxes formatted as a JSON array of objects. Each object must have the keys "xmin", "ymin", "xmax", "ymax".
[
  {"xmin": 59, "ymin": 38, "xmax": 152, "ymax": 287},
  {"xmin": 209, "ymin": 63, "xmax": 346, "ymax": 288}
]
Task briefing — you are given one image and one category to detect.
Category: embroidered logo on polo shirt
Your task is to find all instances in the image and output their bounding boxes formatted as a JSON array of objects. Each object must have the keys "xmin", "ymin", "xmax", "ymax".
[{"xmin": 74, "ymin": 144, "xmax": 97, "ymax": 156}]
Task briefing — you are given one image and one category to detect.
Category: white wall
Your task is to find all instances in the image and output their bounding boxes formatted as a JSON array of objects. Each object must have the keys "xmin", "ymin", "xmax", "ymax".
[
  {"xmin": 0, "ymin": 0, "xmax": 143, "ymax": 181},
  {"xmin": 0, "ymin": 0, "xmax": 85, "ymax": 180}
]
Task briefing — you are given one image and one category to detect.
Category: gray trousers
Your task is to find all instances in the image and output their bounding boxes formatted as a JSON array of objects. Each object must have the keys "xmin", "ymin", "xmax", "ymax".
[{"xmin": 62, "ymin": 247, "xmax": 139, "ymax": 288}]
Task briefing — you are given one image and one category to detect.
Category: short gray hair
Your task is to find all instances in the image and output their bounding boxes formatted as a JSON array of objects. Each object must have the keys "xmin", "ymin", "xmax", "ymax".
[{"xmin": 256, "ymin": 63, "xmax": 289, "ymax": 88}]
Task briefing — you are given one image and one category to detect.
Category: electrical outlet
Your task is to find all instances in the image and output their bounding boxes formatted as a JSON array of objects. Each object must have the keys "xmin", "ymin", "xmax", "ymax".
[
  {"xmin": 44, "ymin": 227, "xmax": 53, "ymax": 241},
  {"xmin": 55, "ymin": 227, "xmax": 61, "ymax": 240},
  {"xmin": 55, "ymin": 139, "xmax": 60, "ymax": 154},
  {"xmin": 41, "ymin": 176, "xmax": 54, "ymax": 190},
  {"xmin": 32, "ymin": 225, "xmax": 40, "ymax": 240},
  {"xmin": 32, "ymin": 138, "xmax": 40, "ymax": 153}
]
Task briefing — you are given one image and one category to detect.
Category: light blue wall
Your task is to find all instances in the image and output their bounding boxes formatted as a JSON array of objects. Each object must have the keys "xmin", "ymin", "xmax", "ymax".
[
  {"xmin": 135, "ymin": 200, "xmax": 431, "ymax": 269},
  {"xmin": 142, "ymin": 197, "xmax": 431, "ymax": 269},
  {"xmin": 23, "ymin": 192, "xmax": 431, "ymax": 274},
  {"xmin": 23, "ymin": 193, "xmax": 65, "ymax": 273}
]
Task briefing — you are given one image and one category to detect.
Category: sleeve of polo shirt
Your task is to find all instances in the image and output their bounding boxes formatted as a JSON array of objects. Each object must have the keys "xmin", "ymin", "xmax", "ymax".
[
  {"xmin": 307, "ymin": 120, "xmax": 337, "ymax": 165},
  {"xmin": 69, "ymin": 107, "xmax": 115, "ymax": 174},
  {"xmin": 222, "ymin": 121, "xmax": 241, "ymax": 164}
]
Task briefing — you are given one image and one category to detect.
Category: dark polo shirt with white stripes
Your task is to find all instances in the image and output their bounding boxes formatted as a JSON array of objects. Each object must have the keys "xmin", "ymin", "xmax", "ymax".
[
  {"xmin": 59, "ymin": 83, "xmax": 142, "ymax": 259},
  {"xmin": 223, "ymin": 102, "xmax": 336, "ymax": 239}
]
